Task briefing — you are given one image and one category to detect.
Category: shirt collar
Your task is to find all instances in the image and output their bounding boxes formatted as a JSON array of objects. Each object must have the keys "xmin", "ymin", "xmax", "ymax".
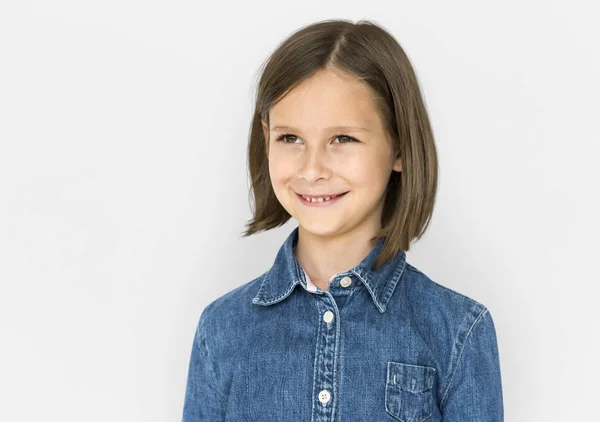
[{"xmin": 251, "ymin": 226, "xmax": 407, "ymax": 313}]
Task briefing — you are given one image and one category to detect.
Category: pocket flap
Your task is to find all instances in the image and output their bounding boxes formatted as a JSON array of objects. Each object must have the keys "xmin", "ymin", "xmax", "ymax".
[{"xmin": 387, "ymin": 362, "xmax": 435, "ymax": 393}]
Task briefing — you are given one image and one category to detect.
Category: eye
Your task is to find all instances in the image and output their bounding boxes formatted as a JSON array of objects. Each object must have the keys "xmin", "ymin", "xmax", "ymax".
[
  {"xmin": 334, "ymin": 135, "xmax": 359, "ymax": 144},
  {"xmin": 276, "ymin": 134, "xmax": 299, "ymax": 144},
  {"xmin": 275, "ymin": 134, "xmax": 359, "ymax": 144}
]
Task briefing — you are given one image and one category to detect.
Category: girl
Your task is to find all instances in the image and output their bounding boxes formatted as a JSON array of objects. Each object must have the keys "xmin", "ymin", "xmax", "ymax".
[{"xmin": 183, "ymin": 19, "xmax": 503, "ymax": 421}]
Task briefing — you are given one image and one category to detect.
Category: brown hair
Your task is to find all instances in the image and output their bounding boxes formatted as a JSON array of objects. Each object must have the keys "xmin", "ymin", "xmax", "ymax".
[{"xmin": 241, "ymin": 19, "xmax": 439, "ymax": 270}]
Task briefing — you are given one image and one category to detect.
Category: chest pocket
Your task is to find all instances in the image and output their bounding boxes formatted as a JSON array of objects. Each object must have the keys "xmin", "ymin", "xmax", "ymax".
[{"xmin": 385, "ymin": 361, "xmax": 436, "ymax": 422}]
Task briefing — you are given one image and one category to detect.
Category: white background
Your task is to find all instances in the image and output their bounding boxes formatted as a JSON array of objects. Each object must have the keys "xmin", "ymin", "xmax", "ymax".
[{"xmin": 1, "ymin": 1, "xmax": 598, "ymax": 420}]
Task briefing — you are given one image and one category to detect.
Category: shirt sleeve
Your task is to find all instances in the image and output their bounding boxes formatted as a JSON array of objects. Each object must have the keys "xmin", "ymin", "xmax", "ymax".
[
  {"xmin": 182, "ymin": 310, "xmax": 227, "ymax": 421},
  {"xmin": 440, "ymin": 307, "xmax": 504, "ymax": 421}
]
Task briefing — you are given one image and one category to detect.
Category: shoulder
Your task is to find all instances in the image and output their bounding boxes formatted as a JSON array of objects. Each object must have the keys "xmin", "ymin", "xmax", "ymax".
[
  {"xmin": 400, "ymin": 262, "xmax": 492, "ymax": 331},
  {"xmin": 196, "ymin": 271, "xmax": 266, "ymax": 329}
]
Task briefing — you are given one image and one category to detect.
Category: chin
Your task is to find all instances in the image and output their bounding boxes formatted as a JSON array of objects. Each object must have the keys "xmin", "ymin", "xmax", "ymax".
[{"xmin": 297, "ymin": 220, "xmax": 347, "ymax": 237}]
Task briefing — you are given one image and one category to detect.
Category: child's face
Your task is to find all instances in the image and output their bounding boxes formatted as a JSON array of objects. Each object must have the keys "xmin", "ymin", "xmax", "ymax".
[{"xmin": 262, "ymin": 67, "xmax": 402, "ymax": 238}]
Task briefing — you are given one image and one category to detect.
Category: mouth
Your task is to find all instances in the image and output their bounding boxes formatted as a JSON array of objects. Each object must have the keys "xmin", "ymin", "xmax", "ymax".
[{"xmin": 296, "ymin": 191, "xmax": 349, "ymax": 207}]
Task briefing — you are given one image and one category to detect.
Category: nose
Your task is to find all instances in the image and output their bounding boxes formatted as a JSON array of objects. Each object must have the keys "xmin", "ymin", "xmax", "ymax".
[{"xmin": 297, "ymin": 144, "xmax": 332, "ymax": 182}]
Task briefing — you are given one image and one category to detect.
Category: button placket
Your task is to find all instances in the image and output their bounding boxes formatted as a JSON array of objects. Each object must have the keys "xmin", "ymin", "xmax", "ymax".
[{"xmin": 311, "ymin": 290, "xmax": 340, "ymax": 419}]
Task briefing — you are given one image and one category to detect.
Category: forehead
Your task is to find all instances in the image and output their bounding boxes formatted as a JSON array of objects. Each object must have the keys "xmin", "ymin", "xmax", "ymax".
[{"xmin": 269, "ymin": 68, "xmax": 382, "ymax": 131}]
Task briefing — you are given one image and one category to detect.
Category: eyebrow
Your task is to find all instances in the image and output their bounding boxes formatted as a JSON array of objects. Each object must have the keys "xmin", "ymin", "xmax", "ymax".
[{"xmin": 271, "ymin": 125, "xmax": 370, "ymax": 133}]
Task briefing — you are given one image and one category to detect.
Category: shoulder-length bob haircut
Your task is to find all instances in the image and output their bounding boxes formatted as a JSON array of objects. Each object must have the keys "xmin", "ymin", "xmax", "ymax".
[{"xmin": 242, "ymin": 19, "xmax": 439, "ymax": 270}]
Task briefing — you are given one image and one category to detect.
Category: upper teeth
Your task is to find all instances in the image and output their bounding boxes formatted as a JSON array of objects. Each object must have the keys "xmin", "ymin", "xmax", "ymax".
[{"xmin": 302, "ymin": 195, "xmax": 335, "ymax": 202}]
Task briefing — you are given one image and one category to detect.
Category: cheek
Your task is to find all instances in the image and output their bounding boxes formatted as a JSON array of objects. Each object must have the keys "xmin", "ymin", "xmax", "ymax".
[
  {"xmin": 268, "ymin": 150, "xmax": 294, "ymax": 187},
  {"xmin": 344, "ymin": 154, "xmax": 389, "ymax": 190}
]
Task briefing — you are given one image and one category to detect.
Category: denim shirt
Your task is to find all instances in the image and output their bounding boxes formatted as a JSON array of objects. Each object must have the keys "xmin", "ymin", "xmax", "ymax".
[{"xmin": 182, "ymin": 226, "xmax": 504, "ymax": 421}]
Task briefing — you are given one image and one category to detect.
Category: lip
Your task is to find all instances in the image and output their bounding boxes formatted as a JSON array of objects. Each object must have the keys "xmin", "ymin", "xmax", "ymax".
[{"xmin": 296, "ymin": 191, "xmax": 349, "ymax": 207}]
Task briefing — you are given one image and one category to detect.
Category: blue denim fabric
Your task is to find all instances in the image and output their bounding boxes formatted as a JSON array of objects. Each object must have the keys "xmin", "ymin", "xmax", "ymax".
[{"xmin": 182, "ymin": 226, "xmax": 503, "ymax": 421}]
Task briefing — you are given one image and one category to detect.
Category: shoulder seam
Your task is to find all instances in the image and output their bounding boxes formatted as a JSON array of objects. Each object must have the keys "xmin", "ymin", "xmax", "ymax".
[
  {"xmin": 439, "ymin": 306, "xmax": 489, "ymax": 408},
  {"xmin": 195, "ymin": 310, "xmax": 227, "ymax": 407}
]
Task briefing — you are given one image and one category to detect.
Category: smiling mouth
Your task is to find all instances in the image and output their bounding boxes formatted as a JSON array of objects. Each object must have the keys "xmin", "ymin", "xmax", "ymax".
[{"xmin": 296, "ymin": 191, "xmax": 349, "ymax": 204}]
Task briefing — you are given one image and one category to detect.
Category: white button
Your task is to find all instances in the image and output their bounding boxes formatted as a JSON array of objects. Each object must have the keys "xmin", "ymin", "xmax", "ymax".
[
  {"xmin": 323, "ymin": 310, "xmax": 334, "ymax": 324},
  {"xmin": 340, "ymin": 276, "xmax": 352, "ymax": 287},
  {"xmin": 318, "ymin": 389, "xmax": 331, "ymax": 405}
]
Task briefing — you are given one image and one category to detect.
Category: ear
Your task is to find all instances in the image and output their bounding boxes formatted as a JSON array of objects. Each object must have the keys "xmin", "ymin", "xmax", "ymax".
[{"xmin": 392, "ymin": 152, "xmax": 402, "ymax": 172}]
